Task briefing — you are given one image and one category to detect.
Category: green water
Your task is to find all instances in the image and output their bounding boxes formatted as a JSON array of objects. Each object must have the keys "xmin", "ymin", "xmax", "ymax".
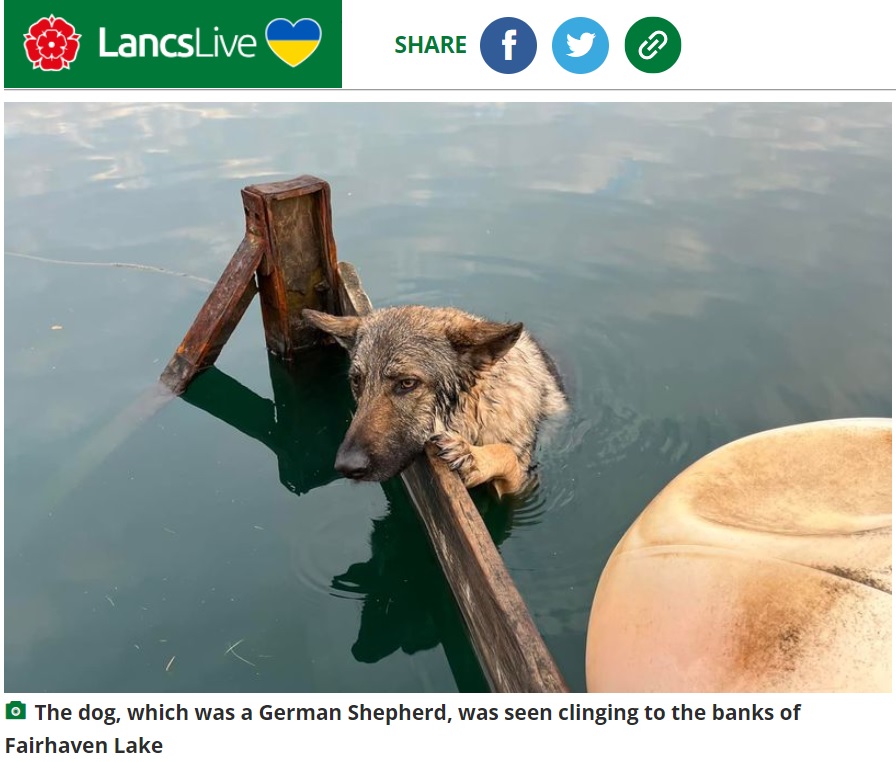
[{"xmin": 4, "ymin": 103, "xmax": 891, "ymax": 692}]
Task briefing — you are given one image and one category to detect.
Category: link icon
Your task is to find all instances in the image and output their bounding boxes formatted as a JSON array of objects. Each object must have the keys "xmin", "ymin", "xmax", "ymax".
[
  {"xmin": 626, "ymin": 17, "xmax": 681, "ymax": 73},
  {"xmin": 639, "ymin": 31, "xmax": 668, "ymax": 60}
]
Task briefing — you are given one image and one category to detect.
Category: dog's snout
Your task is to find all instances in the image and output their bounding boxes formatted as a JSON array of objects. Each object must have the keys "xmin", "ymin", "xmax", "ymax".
[{"xmin": 335, "ymin": 443, "xmax": 371, "ymax": 480}]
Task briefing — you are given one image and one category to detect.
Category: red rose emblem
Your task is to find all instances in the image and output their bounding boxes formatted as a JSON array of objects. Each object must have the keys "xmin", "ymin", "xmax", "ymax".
[{"xmin": 24, "ymin": 15, "xmax": 80, "ymax": 71}]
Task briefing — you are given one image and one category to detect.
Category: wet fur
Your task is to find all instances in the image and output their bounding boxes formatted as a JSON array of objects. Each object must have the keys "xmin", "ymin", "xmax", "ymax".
[{"xmin": 302, "ymin": 306, "xmax": 568, "ymax": 496}]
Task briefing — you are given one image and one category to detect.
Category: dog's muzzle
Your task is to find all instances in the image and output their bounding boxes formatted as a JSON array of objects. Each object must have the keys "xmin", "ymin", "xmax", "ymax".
[{"xmin": 334, "ymin": 441, "xmax": 372, "ymax": 480}]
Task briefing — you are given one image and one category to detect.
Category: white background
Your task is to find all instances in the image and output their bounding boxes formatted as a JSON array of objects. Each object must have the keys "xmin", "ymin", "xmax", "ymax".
[
  {"xmin": 342, "ymin": 1, "xmax": 896, "ymax": 90},
  {"xmin": 0, "ymin": 693, "xmax": 894, "ymax": 759}
]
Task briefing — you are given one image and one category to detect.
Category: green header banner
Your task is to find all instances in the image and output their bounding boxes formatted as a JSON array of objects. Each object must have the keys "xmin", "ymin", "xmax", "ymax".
[{"xmin": 5, "ymin": 1, "xmax": 342, "ymax": 88}]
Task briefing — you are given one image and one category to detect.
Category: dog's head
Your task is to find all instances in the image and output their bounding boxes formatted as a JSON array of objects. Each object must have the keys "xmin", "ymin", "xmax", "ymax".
[{"xmin": 303, "ymin": 306, "xmax": 522, "ymax": 482}]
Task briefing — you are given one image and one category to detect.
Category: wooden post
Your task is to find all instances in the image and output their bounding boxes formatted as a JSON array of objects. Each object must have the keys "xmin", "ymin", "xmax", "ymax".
[
  {"xmin": 161, "ymin": 176, "xmax": 343, "ymax": 394},
  {"xmin": 159, "ymin": 176, "xmax": 568, "ymax": 692},
  {"xmin": 242, "ymin": 176, "xmax": 343, "ymax": 358}
]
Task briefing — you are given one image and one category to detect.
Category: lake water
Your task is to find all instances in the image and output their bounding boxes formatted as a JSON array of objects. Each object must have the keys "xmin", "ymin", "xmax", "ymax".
[{"xmin": 4, "ymin": 103, "xmax": 891, "ymax": 692}]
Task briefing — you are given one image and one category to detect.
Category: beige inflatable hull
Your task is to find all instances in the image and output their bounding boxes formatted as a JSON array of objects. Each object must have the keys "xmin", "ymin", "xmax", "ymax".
[{"xmin": 585, "ymin": 418, "xmax": 892, "ymax": 692}]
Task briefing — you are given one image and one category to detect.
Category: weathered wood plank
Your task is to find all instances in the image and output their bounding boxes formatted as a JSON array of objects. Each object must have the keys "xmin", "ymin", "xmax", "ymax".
[
  {"xmin": 159, "ymin": 234, "xmax": 262, "ymax": 395},
  {"xmin": 243, "ymin": 176, "xmax": 343, "ymax": 358},
  {"xmin": 336, "ymin": 261, "xmax": 569, "ymax": 693}
]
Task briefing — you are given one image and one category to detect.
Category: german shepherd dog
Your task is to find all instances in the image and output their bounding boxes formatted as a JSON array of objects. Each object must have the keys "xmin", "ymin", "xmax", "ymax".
[{"xmin": 302, "ymin": 306, "xmax": 568, "ymax": 496}]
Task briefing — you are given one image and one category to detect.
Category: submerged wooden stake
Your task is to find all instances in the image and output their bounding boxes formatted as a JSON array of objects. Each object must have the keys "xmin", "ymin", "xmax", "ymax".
[{"xmin": 160, "ymin": 176, "xmax": 568, "ymax": 692}]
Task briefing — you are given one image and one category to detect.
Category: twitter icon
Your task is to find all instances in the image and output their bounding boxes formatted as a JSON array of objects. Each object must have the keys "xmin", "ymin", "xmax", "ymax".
[
  {"xmin": 552, "ymin": 17, "xmax": 609, "ymax": 73},
  {"xmin": 567, "ymin": 32, "xmax": 596, "ymax": 57}
]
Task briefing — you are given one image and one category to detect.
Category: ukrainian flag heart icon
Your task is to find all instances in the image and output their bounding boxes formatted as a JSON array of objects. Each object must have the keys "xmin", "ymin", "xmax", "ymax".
[{"xmin": 265, "ymin": 18, "xmax": 321, "ymax": 67}]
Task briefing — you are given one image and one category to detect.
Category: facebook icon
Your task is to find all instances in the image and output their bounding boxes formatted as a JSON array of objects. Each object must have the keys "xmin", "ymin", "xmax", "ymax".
[{"xmin": 480, "ymin": 17, "xmax": 537, "ymax": 73}]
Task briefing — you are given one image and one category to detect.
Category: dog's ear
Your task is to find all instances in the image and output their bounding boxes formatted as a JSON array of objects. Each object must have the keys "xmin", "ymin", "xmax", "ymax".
[
  {"xmin": 447, "ymin": 319, "xmax": 523, "ymax": 367},
  {"xmin": 302, "ymin": 309, "xmax": 361, "ymax": 350}
]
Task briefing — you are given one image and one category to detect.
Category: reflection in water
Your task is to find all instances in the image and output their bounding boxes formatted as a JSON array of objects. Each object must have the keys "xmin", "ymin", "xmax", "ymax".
[
  {"xmin": 182, "ymin": 352, "xmax": 352, "ymax": 497},
  {"xmin": 331, "ymin": 480, "xmax": 488, "ymax": 691}
]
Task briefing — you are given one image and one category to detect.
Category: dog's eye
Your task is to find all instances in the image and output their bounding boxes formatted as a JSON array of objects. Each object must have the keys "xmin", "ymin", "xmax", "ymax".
[
  {"xmin": 395, "ymin": 378, "xmax": 420, "ymax": 394},
  {"xmin": 349, "ymin": 375, "xmax": 363, "ymax": 393}
]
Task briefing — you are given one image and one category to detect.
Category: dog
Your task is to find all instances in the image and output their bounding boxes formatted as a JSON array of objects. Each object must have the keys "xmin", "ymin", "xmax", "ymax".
[{"xmin": 302, "ymin": 306, "xmax": 568, "ymax": 496}]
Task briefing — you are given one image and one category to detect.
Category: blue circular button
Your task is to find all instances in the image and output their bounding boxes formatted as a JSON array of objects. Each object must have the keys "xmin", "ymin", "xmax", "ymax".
[
  {"xmin": 480, "ymin": 17, "xmax": 537, "ymax": 74},
  {"xmin": 552, "ymin": 17, "xmax": 609, "ymax": 74}
]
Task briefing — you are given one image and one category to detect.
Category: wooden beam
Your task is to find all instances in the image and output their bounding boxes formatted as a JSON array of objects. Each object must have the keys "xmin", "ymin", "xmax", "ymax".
[
  {"xmin": 337, "ymin": 261, "xmax": 569, "ymax": 693},
  {"xmin": 159, "ymin": 234, "xmax": 263, "ymax": 395}
]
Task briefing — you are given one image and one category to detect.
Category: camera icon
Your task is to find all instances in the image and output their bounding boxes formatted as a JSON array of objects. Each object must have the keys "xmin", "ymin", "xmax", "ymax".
[{"xmin": 6, "ymin": 701, "xmax": 26, "ymax": 719}]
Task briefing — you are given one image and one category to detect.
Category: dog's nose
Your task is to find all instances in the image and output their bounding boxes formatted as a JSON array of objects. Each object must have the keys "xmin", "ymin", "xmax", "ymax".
[{"xmin": 335, "ymin": 445, "xmax": 371, "ymax": 480}]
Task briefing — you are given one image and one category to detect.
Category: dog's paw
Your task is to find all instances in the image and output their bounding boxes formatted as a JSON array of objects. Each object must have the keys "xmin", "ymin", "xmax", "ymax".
[{"xmin": 429, "ymin": 433, "xmax": 482, "ymax": 486}]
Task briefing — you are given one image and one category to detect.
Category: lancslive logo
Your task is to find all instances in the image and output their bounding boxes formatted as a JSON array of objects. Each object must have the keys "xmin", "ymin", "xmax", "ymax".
[
  {"xmin": 11, "ymin": 11, "xmax": 339, "ymax": 88},
  {"xmin": 24, "ymin": 15, "xmax": 80, "ymax": 71}
]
